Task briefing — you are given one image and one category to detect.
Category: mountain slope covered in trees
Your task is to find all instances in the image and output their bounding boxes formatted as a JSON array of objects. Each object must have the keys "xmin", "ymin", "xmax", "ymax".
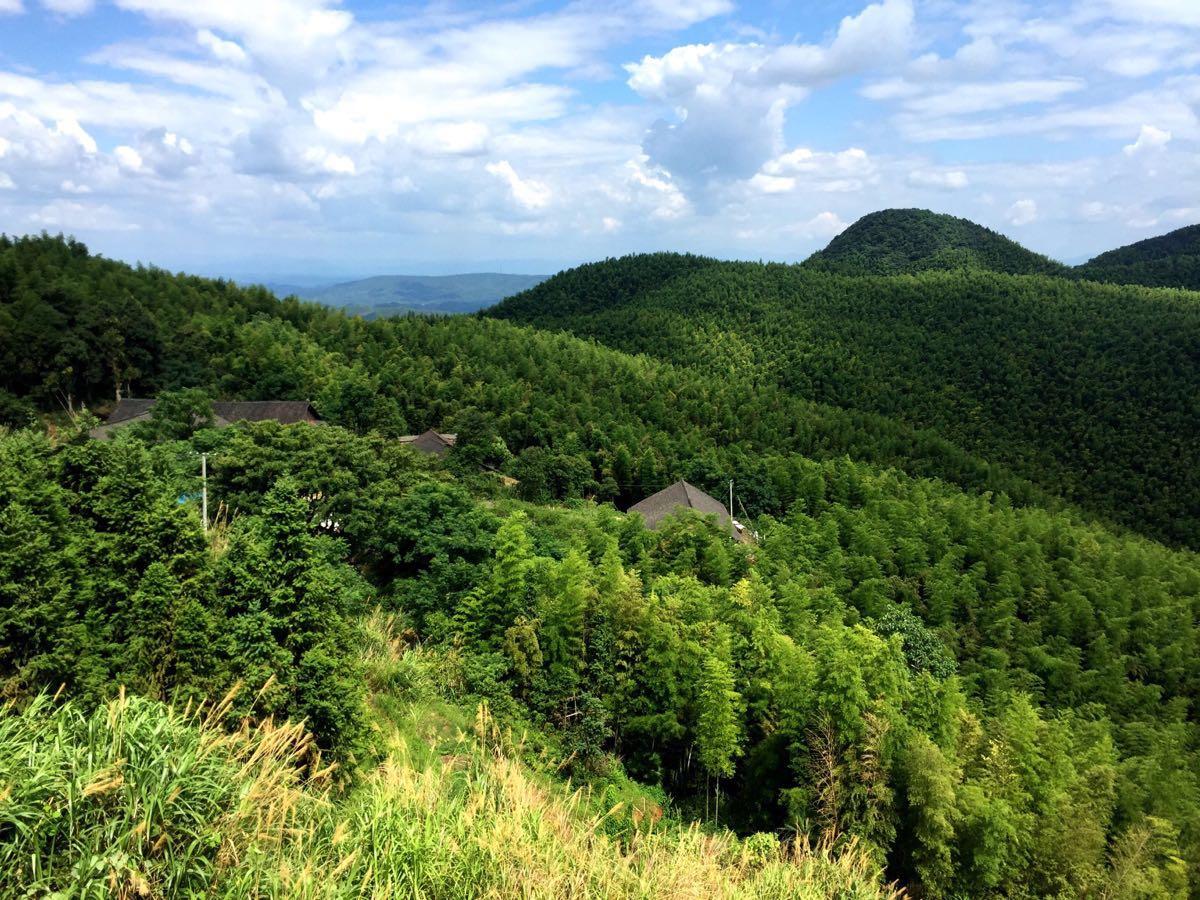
[
  {"xmin": 3, "ymin": 233, "xmax": 1200, "ymax": 897},
  {"xmin": 1076, "ymin": 223, "xmax": 1200, "ymax": 290},
  {"xmin": 490, "ymin": 254, "xmax": 1200, "ymax": 548},
  {"xmin": 802, "ymin": 209, "xmax": 1071, "ymax": 277}
]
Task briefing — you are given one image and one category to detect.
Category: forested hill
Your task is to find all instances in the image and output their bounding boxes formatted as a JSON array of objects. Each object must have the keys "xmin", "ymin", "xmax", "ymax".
[
  {"xmin": 801, "ymin": 208, "xmax": 1072, "ymax": 276},
  {"xmin": 1076, "ymin": 223, "xmax": 1200, "ymax": 290},
  {"xmin": 489, "ymin": 254, "xmax": 1200, "ymax": 548},
  {"xmin": 5, "ymin": 232, "xmax": 1200, "ymax": 896},
  {"xmin": 0, "ymin": 232, "xmax": 1049, "ymax": 516}
]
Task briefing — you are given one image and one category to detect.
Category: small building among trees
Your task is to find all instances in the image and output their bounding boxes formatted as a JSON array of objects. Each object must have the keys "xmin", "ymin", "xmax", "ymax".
[
  {"xmin": 90, "ymin": 398, "xmax": 320, "ymax": 439},
  {"xmin": 628, "ymin": 480, "xmax": 751, "ymax": 543},
  {"xmin": 397, "ymin": 429, "xmax": 458, "ymax": 456}
]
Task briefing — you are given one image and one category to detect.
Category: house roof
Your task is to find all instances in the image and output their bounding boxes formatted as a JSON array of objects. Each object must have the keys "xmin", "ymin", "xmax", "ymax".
[
  {"xmin": 398, "ymin": 429, "xmax": 457, "ymax": 455},
  {"xmin": 628, "ymin": 480, "xmax": 728, "ymax": 526},
  {"xmin": 104, "ymin": 398, "xmax": 157, "ymax": 425},
  {"xmin": 94, "ymin": 398, "xmax": 319, "ymax": 437},
  {"xmin": 628, "ymin": 480, "xmax": 752, "ymax": 543},
  {"xmin": 209, "ymin": 401, "xmax": 318, "ymax": 425}
]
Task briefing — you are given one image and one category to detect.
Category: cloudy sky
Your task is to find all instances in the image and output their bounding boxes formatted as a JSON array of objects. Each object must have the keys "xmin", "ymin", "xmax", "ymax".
[{"xmin": 0, "ymin": 0, "xmax": 1197, "ymax": 277}]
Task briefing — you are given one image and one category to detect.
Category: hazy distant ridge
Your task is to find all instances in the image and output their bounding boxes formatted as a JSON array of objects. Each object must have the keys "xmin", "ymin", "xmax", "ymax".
[{"xmin": 278, "ymin": 272, "xmax": 548, "ymax": 315}]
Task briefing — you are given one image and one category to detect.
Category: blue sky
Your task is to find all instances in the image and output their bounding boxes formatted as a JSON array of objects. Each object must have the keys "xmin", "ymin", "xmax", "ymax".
[{"xmin": 0, "ymin": 0, "xmax": 1198, "ymax": 277}]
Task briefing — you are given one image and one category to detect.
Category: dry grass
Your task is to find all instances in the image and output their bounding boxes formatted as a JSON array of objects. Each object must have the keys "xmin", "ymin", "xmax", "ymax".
[{"xmin": 0, "ymin": 679, "xmax": 901, "ymax": 899}]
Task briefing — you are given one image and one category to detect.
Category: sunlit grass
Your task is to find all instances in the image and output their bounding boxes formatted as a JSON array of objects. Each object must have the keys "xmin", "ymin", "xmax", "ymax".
[{"xmin": 0, "ymin": 625, "xmax": 902, "ymax": 899}]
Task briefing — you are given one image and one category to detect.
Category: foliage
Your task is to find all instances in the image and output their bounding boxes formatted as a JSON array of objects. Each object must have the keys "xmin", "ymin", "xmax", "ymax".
[
  {"xmin": 3, "ymin": 231, "xmax": 1200, "ymax": 897},
  {"xmin": 802, "ymin": 208, "xmax": 1072, "ymax": 277},
  {"xmin": 492, "ymin": 252, "xmax": 1200, "ymax": 547},
  {"xmin": 0, "ymin": 691, "xmax": 902, "ymax": 899},
  {"xmin": 1076, "ymin": 223, "xmax": 1200, "ymax": 290}
]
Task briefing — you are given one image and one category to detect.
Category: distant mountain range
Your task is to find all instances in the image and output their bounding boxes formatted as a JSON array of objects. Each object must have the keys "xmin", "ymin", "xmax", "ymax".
[{"xmin": 265, "ymin": 272, "xmax": 549, "ymax": 315}]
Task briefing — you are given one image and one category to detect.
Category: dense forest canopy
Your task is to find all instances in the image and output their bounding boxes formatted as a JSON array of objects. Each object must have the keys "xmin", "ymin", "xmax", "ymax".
[
  {"xmin": 490, "ymin": 254, "xmax": 1200, "ymax": 548},
  {"xmin": 1076, "ymin": 223, "xmax": 1200, "ymax": 290},
  {"xmin": 801, "ymin": 209, "xmax": 1073, "ymax": 277},
  {"xmin": 3, "ymin": 231, "xmax": 1200, "ymax": 898}
]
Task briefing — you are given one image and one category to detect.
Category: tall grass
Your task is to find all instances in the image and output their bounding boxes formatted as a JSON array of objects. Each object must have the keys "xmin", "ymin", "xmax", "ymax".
[{"xmin": 0, "ymin": 689, "xmax": 900, "ymax": 899}]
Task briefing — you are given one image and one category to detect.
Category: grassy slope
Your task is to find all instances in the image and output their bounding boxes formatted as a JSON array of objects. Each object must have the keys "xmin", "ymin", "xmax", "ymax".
[{"xmin": 0, "ymin": 614, "xmax": 898, "ymax": 899}]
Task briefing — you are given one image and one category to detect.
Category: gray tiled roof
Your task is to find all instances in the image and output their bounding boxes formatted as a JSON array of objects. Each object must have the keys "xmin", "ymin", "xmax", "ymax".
[
  {"xmin": 94, "ymin": 398, "xmax": 319, "ymax": 435},
  {"xmin": 628, "ymin": 480, "xmax": 731, "ymax": 529},
  {"xmin": 398, "ymin": 429, "xmax": 457, "ymax": 455}
]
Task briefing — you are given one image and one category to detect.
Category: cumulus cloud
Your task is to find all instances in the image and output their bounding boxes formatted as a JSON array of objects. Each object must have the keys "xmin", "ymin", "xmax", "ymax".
[
  {"xmin": 627, "ymin": 0, "xmax": 912, "ymax": 188},
  {"xmin": 1124, "ymin": 124, "xmax": 1172, "ymax": 155},
  {"xmin": 486, "ymin": 159, "xmax": 552, "ymax": 210},
  {"xmin": 0, "ymin": 172, "xmax": 13, "ymax": 189},
  {"xmin": 1007, "ymin": 198, "xmax": 1038, "ymax": 225},
  {"xmin": 303, "ymin": 146, "xmax": 355, "ymax": 176},
  {"xmin": 760, "ymin": 147, "xmax": 876, "ymax": 193},
  {"xmin": 802, "ymin": 210, "xmax": 849, "ymax": 238},
  {"xmin": 907, "ymin": 169, "xmax": 969, "ymax": 190},
  {"xmin": 0, "ymin": 0, "xmax": 23, "ymax": 13},
  {"xmin": 0, "ymin": 0, "xmax": 1198, "ymax": 268},
  {"xmin": 196, "ymin": 29, "xmax": 248, "ymax": 65}
]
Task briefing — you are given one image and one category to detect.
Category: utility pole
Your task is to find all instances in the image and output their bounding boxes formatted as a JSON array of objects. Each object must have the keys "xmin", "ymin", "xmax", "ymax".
[
  {"xmin": 201, "ymin": 452, "xmax": 208, "ymax": 533},
  {"xmin": 729, "ymin": 479, "xmax": 735, "ymax": 539}
]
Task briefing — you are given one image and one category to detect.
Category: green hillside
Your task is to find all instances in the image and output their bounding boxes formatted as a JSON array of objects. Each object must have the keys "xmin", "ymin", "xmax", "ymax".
[
  {"xmin": 3, "ymin": 233, "xmax": 1200, "ymax": 897},
  {"xmin": 1076, "ymin": 224, "xmax": 1200, "ymax": 290},
  {"xmin": 490, "ymin": 254, "xmax": 1200, "ymax": 548},
  {"xmin": 802, "ymin": 208, "xmax": 1071, "ymax": 276}
]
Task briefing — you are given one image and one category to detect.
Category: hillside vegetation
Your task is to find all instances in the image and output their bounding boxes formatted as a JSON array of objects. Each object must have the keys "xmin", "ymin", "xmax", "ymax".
[
  {"xmin": 802, "ymin": 209, "xmax": 1071, "ymax": 277},
  {"xmin": 490, "ymin": 254, "xmax": 1200, "ymax": 547},
  {"xmin": 3, "ymin": 233, "xmax": 1200, "ymax": 897},
  {"xmin": 1076, "ymin": 223, "xmax": 1200, "ymax": 290}
]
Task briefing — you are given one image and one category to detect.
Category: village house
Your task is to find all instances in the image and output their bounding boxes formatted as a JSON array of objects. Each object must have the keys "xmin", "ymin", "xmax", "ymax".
[
  {"xmin": 90, "ymin": 398, "xmax": 320, "ymax": 439},
  {"xmin": 628, "ymin": 480, "xmax": 752, "ymax": 543},
  {"xmin": 397, "ymin": 429, "xmax": 458, "ymax": 456}
]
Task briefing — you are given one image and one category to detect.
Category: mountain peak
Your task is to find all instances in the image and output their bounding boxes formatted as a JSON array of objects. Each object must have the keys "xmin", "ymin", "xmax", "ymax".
[{"xmin": 803, "ymin": 208, "xmax": 1071, "ymax": 277}]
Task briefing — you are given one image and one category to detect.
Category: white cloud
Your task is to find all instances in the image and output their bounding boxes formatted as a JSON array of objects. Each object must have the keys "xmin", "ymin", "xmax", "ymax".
[
  {"xmin": 41, "ymin": 0, "xmax": 93, "ymax": 15},
  {"xmin": 0, "ymin": 172, "xmax": 13, "ymax": 189},
  {"xmin": 1007, "ymin": 198, "xmax": 1038, "ymax": 226},
  {"xmin": 872, "ymin": 78, "xmax": 1084, "ymax": 117},
  {"xmin": 54, "ymin": 117, "xmax": 97, "ymax": 154},
  {"xmin": 635, "ymin": 0, "xmax": 733, "ymax": 29},
  {"xmin": 196, "ymin": 29, "xmax": 248, "ymax": 65},
  {"xmin": 802, "ymin": 210, "xmax": 848, "ymax": 238},
  {"xmin": 486, "ymin": 159, "xmax": 551, "ymax": 210},
  {"xmin": 626, "ymin": 0, "xmax": 913, "ymax": 188},
  {"xmin": 409, "ymin": 122, "xmax": 490, "ymax": 157},
  {"xmin": 749, "ymin": 173, "xmax": 795, "ymax": 194},
  {"xmin": 0, "ymin": 0, "xmax": 23, "ymax": 11},
  {"xmin": 114, "ymin": 145, "xmax": 143, "ymax": 171},
  {"xmin": 908, "ymin": 169, "xmax": 969, "ymax": 190},
  {"xmin": 1106, "ymin": 0, "xmax": 1200, "ymax": 28},
  {"xmin": 112, "ymin": 0, "xmax": 353, "ymax": 67},
  {"xmin": 303, "ymin": 146, "xmax": 356, "ymax": 176},
  {"xmin": 0, "ymin": 0, "xmax": 1198, "ymax": 268},
  {"xmin": 30, "ymin": 199, "xmax": 141, "ymax": 231},
  {"xmin": 625, "ymin": 158, "xmax": 688, "ymax": 218},
  {"xmin": 760, "ymin": 146, "xmax": 876, "ymax": 192},
  {"xmin": 1124, "ymin": 124, "xmax": 1172, "ymax": 155}
]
